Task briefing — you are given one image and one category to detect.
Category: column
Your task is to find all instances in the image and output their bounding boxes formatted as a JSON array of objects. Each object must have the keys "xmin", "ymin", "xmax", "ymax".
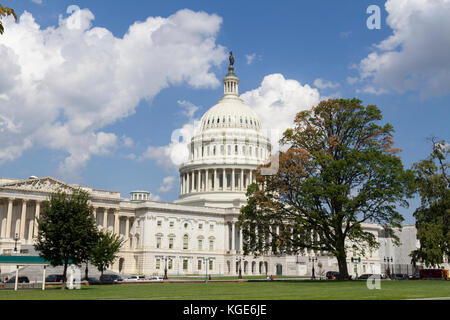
[
  {"xmin": 225, "ymin": 222, "xmax": 230, "ymax": 252},
  {"xmin": 205, "ymin": 169, "xmax": 209, "ymax": 192},
  {"xmin": 232, "ymin": 168, "xmax": 235, "ymax": 191},
  {"xmin": 6, "ymin": 198, "xmax": 13, "ymax": 239},
  {"xmin": 239, "ymin": 227, "xmax": 243, "ymax": 253},
  {"xmin": 224, "ymin": 169, "xmax": 228, "ymax": 190},
  {"xmin": 114, "ymin": 212, "xmax": 120, "ymax": 235},
  {"xmin": 187, "ymin": 172, "xmax": 190, "ymax": 193},
  {"xmin": 19, "ymin": 200, "xmax": 27, "ymax": 239},
  {"xmin": 103, "ymin": 208, "xmax": 108, "ymax": 231},
  {"xmin": 214, "ymin": 169, "xmax": 218, "ymax": 191},
  {"xmin": 231, "ymin": 222, "xmax": 235, "ymax": 252},
  {"xmin": 198, "ymin": 170, "xmax": 201, "ymax": 192},
  {"xmin": 240, "ymin": 169, "xmax": 244, "ymax": 191},
  {"xmin": 125, "ymin": 217, "xmax": 130, "ymax": 248},
  {"xmin": 33, "ymin": 201, "xmax": 40, "ymax": 238},
  {"xmin": 249, "ymin": 170, "xmax": 253, "ymax": 185},
  {"xmin": 180, "ymin": 174, "xmax": 183, "ymax": 195}
]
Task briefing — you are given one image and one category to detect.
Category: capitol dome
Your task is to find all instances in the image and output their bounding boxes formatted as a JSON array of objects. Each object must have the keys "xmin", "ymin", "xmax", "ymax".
[{"xmin": 175, "ymin": 54, "xmax": 272, "ymax": 208}]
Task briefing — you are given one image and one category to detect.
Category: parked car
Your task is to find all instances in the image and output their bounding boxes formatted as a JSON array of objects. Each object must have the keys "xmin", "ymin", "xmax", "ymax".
[
  {"xmin": 357, "ymin": 274, "xmax": 373, "ymax": 280},
  {"xmin": 409, "ymin": 273, "xmax": 420, "ymax": 280},
  {"xmin": 392, "ymin": 273, "xmax": 409, "ymax": 280},
  {"xmin": 326, "ymin": 271, "xmax": 340, "ymax": 280},
  {"xmin": 123, "ymin": 275, "xmax": 146, "ymax": 282},
  {"xmin": 99, "ymin": 274, "xmax": 122, "ymax": 284},
  {"xmin": 148, "ymin": 276, "xmax": 163, "ymax": 282},
  {"xmin": 45, "ymin": 274, "xmax": 64, "ymax": 283},
  {"xmin": 87, "ymin": 277, "xmax": 101, "ymax": 285},
  {"xmin": 7, "ymin": 276, "xmax": 30, "ymax": 283}
]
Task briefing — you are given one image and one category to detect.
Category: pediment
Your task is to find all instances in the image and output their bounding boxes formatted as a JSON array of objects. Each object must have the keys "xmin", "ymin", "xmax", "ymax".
[{"xmin": 0, "ymin": 177, "xmax": 77, "ymax": 194}]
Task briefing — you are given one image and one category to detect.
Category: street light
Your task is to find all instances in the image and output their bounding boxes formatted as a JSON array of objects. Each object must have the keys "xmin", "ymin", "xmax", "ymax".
[
  {"xmin": 236, "ymin": 257, "xmax": 243, "ymax": 279},
  {"xmin": 384, "ymin": 257, "xmax": 393, "ymax": 278},
  {"xmin": 309, "ymin": 255, "xmax": 318, "ymax": 280},
  {"xmin": 203, "ymin": 257, "xmax": 211, "ymax": 284},
  {"xmin": 163, "ymin": 256, "xmax": 169, "ymax": 280},
  {"xmin": 13, "ymin": 233, "xmax": 19, "ymax": 253}
]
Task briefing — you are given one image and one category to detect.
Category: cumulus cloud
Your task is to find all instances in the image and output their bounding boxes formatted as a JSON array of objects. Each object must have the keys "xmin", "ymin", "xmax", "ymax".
[
  {"xmin": 31, "ymin": 0, "xmax": 43, "ymax": 4},
  {"xmin": 356, "ymin": 0, "xmax": 450, "ymax": 97},
  {"xmin": 0, "ymin": 8, "xmax": 227, "ymax": 180},
  {"xmin": 158, "ymin": 176, "xmax": 176, "ymax": 193},
  {"xmin": 241, "ymin": 74, "xmax": 321, "ymax": 152},
  {"xmin": 177, "ymin": 100, "xmax": 200, "ymax": 119},
  {"xmin": 313, "ymin": 78, "xmax": 340, "ymax": 90}
]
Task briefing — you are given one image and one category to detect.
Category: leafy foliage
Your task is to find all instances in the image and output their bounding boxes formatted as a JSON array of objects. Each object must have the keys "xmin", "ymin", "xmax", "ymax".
[
  {"xmin": 411, "ymin": 138, "xmax": 449, "ymax": 267},
  {"xmin": 0, "ymin": 5, "xmax": 17, "ymax": 35},
  {"xmin": 239, "ymin": 98, "xmax": 415, "ymax": 279},
  {"xmin": 91, "ymin": 231, "xmax": 124, "ymax": 278},
  {"xmin": 34, "ymin": 189, "xmax": 99, "ymax": 287}
]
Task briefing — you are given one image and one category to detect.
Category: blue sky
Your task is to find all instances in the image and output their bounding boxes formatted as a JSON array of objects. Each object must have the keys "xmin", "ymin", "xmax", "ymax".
[{"xmin": 1, "ymin": 0, "xmax": 449, "ymax": 224}]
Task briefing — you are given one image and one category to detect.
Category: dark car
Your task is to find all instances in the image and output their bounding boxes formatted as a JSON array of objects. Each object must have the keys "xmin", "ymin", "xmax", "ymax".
[
  {"xmin": 357, "ymin": 274, "xmax": 373, "ymax": 280},
  {"xmin": 7, "ymin": 276, "xmax": 30, "ymax": 283},
  {"xmin": 87, "ymin": 277, "xmax": 101, "ymax": 285},
  {"xmin": 392, "ymin": 273, "xmax": 409, "ymax": 280},
  {"xmin": 99, "ymin": 274, "xmax": 122, "ymax": 284},
  {"xmin": 45, "ymin": 274, "xmax": 64, "ymax": 283},
  {"xmin": 326, "ymin": 271, "xmax": 340, "ymax": 280}
]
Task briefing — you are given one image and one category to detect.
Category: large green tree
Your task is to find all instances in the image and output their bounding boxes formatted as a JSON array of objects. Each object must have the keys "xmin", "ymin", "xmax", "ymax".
[
  {"xmin": 91, "ymin": 231, "xmax": 124, "ymax": 280},
  {"xmin": 239, "ymin": 98, "xmax": 415, "ymax": 279},
  {"xmin": 411, "ymin": 137, "xmax": 449, "ymax": 267},
  {"xmin": 34, "ymin": 189, "xmax": 99, "ymax": 289},
  {"xmin": 0, "ymin": 5, "xmax": 17, "ymax": 35}
]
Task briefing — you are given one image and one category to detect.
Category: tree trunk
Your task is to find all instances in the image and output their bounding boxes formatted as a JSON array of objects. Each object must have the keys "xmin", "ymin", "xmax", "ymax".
[
  {"xmin": 337, "ymin": 254, "xmax": 349, "ymax": 280},
  {"xmin": 85, "ymin": 262, "xmax": 89, "ymax": 281},
  {"xmin": 62, "ymin": 262, "xmax": 68, "ymax": 290}
]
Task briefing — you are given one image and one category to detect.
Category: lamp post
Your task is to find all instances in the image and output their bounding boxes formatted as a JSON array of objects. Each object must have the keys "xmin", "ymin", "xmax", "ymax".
[
  {"xmin": 236, "ymin": 257, "xmax": 243, "ymax": 279},
  {"xmin": 163, "ymin": 256, "xmax": 169, "ymax": 280},
  {"xmin": 309, "ymin": 255, "xmax": 317, "ymax": 280},
  {"xmin": 203, "ymin": 258, "xmax": 210, "ymax": 284},
  {"xmin": 13, "ymin": 233, "xmax": 19, "ymax": 253},
  {"xmin": 384, "ymin": 257, "xmax": 393, "ymax": 278}
]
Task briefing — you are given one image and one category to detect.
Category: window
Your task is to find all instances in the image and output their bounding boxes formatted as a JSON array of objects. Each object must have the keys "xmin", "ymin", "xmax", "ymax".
[
  {"xmin": 220, "ymin": 145, "xmax": 224, "ymax": 155},
  {"xmin": 168, "ymin": 259, "xmax": 173, "ymax": 270},
  {"xmin": 156, "ymin": 237, "xmax": 161, "ymax": 249},
  {"xmin": 199, "ymin": 223, "xmax": 203, "ymax": 230},
  {"xmin": 169, "ymin": 221, "xmax": 174, "ymax": 228},
  {"xmin": 169, "ymin": 237, "xmax": 174, "ymax": 249},
  {"xmin": 242, "ymin": 146, "xmax": 246, "ymax": 155},
  {"xmin": 210, "ymin": 224, "xmax": 214, "ymax": 231},
  {"xmin": 184, "ymin": 223, "xmax": 188, "ymax": 229},
  {"xmin": 249, "ymin": 146, "xmax": 252, "ymax": 156},
  {"xmin": 183, "ymin": 259, "xmax": 188, "ymax": 270},
  {"xmin": 198, "ymin": 239, "xmax": 203, "ymax": 250},
  {"xmin": 209, "ymin": 260, "xmax": 213, "ymax": 271},
  {"xmin": 227, "ymin": 145, "xmax": 231, "ymax": 155},
  {"xmin": 156, "ymin": 258, "xmax": 160, "ymax": 269},
  {"xmin": 157, "ymin": 220, "xmax": 162, "ymax": 227},
  {"xmin": 209, "ymin": 239, "xmax": 214, "ymax": 251},
  {"xmin": 198, "ymin": 260, "xmax": 202, "ymax": 271},
  {"xmin": 183, "ymin": 235, "xmax": 189, "ymax": 250},
  {"xmin": 235, "ymin": 145, "xmax": 238, "ymax": 154}
]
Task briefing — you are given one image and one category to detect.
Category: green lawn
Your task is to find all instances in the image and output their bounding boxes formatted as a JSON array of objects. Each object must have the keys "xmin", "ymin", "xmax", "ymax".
[{"xmin": 0, "ymin": 280, "xmax": 448, "ymax": 300}]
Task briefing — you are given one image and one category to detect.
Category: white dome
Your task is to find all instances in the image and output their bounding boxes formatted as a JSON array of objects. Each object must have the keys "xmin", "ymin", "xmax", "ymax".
[{"xmin": 200, "ymin": 97, "xmax": 262, "ymax": 132}]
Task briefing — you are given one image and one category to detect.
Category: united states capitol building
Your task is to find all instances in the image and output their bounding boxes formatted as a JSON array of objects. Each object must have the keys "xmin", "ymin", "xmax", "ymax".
[{"xmin": 0, "ymin": 60, "xmax": 422, "ymax": 278}]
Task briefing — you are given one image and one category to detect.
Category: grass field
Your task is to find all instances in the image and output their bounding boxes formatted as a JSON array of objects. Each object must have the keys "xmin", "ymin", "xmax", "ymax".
[{"xmin": 0, "ymin": 280, "xmax": 448, "ymax": 300}]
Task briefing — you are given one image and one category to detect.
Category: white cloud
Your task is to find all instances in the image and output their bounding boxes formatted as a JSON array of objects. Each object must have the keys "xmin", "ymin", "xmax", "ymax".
[
  {"xmin": 0, "ymin": 8, "xmax": 227, "ymax": 180},
  {"xmin": 313, "ymin": 78, "xmax": 340, "ymax": 90},
  {"xmin": 158, "ymin": 176, "xmax": 176, "ymax": 193},
  {"xmin": 31, "ymin": 0, "xmax": 43, "ymax": 4},
  {"xmin": 245, "ymin": 53, "xmax": 262, "ymax": 65},
  {"xmin": 241, "ymin": 74, "xmax": 322, "ymax": 152},
  {"xmin": 177, "ymin": 100, "xmax": 199, "ymax": 119},
  {"xmin": 356, "ymin": 0, "xmax": 450, "ymax": 97}
]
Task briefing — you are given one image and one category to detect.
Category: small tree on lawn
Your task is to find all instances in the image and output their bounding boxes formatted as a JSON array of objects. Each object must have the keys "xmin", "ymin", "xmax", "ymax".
[
  {"xmin": 91, "ymin": 231, "xmax": 124, "ymax": 281},
  {"xmin": 34, "ymin": 189, "xmax": 98, "ymax": 289}
]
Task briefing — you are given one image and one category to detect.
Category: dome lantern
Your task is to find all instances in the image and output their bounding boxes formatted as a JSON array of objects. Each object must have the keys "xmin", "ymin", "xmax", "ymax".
[{"xmin": 223, "ymin": 51, "xmax": 239, "ymax": 97}]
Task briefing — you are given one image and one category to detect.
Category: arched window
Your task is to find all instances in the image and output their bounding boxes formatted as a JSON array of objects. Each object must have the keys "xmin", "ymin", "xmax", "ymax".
[{"xmin": 183, "ymin": 234, "xmax": 189, "ymax": 250}]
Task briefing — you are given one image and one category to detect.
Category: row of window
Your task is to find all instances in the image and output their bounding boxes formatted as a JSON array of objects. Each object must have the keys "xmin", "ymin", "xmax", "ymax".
[
  {"xmin": 156, "ymin": 235, "xmax": 215, "ymax": 251},
  {"xmin": 155, "ymin": 258, "xmax": 213, "ymax": 271},
  {"xmin": 192, "ymin": 144, "xmax": 267, "ymax": 160},
  {"xmin": 156, "ymin": 220, "xmax": 215, "ymax": 231},
  {"xmin": 202, "ymin": 115, "xmax": 260, "ymax": 130}
]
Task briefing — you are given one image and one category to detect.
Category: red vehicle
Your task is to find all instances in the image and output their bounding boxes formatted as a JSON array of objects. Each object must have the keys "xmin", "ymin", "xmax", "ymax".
[{"xmin": 419, "ymin": 269, "xmax": 449, "ymax": 280}]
